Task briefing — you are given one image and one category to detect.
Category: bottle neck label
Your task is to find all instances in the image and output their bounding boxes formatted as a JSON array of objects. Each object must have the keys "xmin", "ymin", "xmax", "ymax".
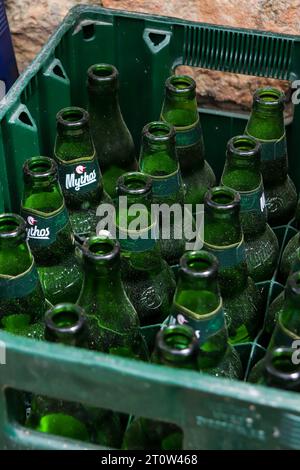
[
  {"xmin": 55, "ymin": 150, "xmax": 101, "ymax": 194},
  {"xmin": 203, "ymin": 237, "xmax": 246, "ymax": 268},
  {"xmin": 245, "ymin": 131, "xmax": 287, "ymax": 162},
  {"xmin": 222, "ymin": 177, "xmax": 267, "ymax": 217},
  {"xmin": 0, "ymin": 258, "xmax": 39, "ymax": 299},
  {"xmin": 270, "ymin": 318, "xmax": 300, "ymax": 349},
  {"xmin": 148, "ymin": 166, "xmax": 182, "ymax": 197},
  {"xmin": 21, "ymin": 204, "xmax": 69, "ymax": 248},
  {"xmin": 117, "ymin": 221, "xmax": 158, "ymax": 253},
  {"xmin": 169, "ymin": 300, "xmax": 225, "ymax": 345},
  {"xmin": 161, "ymin": 115, "xmax": 202, "ymax": 149}
]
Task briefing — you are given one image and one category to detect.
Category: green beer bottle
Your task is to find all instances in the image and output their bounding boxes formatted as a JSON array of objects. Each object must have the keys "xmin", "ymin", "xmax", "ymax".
[
  {"xmin": 77, "ymin": 235, "xmax": 148, "ymax": 359},
  {"xmin": 221, "ymin": 135, "xmax": 279, "ymax": 282},
  {"xmin": 203, "ymin": 187, "xmax": 264, "ymax": 343},
  {"xmin": 168, "ymin": 250, "xmax": 243, "ymax": 378},
  {"xmin": 245, "ymin": 87, "xmax": 297, "ymax": 225},
  {"xmin": 160, "ymin": 75, "xmax": 216, "ymax": 209},
  {"xmin": 21, "ymin": 156, "xmax": 82, "ymax": 305},
  {"xmin": 122, "ymin": 324, "xmax": 199, "ymax": 450},
  {"xmin": 27, "ymin": 303, "xmax": 123, "ymax": 447},
  {"xmin": 248, "ymin": 347, "xmax": 300, "ymax": 391},
  {"xmin": 87, "ymin": 63, "xmax": 137, "ymax": 198},
  {"xmin": 265, "ymin": 248, "xmax": 300, "ymax": 336},
  {"xmin": 280, "ymin": 231, "xmax": 300, "ymax": 282},
  {"xmin": 0, "ymin": 213, "xmax": 46, "ymax": 332},
  {"xmin": 54, "ymin": 106, "xmax": 111, "ymax": 239},
  {"xmin": 115, "ymin": 171, "xmax": 176, "ymax": 325},
  {"xmin": 139, "ymin": 121, "xmax": 186, "ymax": 265}
]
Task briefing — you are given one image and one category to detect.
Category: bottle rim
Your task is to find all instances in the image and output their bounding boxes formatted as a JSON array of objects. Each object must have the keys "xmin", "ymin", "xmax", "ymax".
[
  {"xmin": 0, "ymin": 213, "xmax": 27, "ymax": 240},
  {"xmin": 82, "ymin": 235, "xmax": 120, "ymax": 263},
  {"xmin": 56, "ymin": 106, "xmax": 89, "ymax": 130},
  {"xmin": 227, "ymin": 135, "xmax": 260, "ymax": 158},
  {"xmin": 23, "ymin": 156, "xmax": 57, "ymax": 180},
  {"xmin": 142, "ymin": 121, "xmax": 175, "ymax": 142},
  {"xmin": 165, "ymin": 75, "xmax": 196, "ymax": 95},
  {"xmin": 45, "ymin": 303, "xmax": 86, "ymax": 336},
  {"xmin": 253, "ymin": 87, "xmax": 285, "ymax": 108},
  {"xmin": 265, "ymin": 347, "xmax": 300, "ymax": 385},
  {"xmin": 180, "ymin": 249, "xmax": 219, "ymax": 279},
  {"xmin": 87, "ymin": 63, "xmax": 118, "ymax": 86},
  {"xmin": 204, "ymin": 186, "xmax": 240, "ymax": 212},
  {"xmin": 117, "ymin": 171, "xmax": 152, "ymax": 197},
  {"xmin": 156, "ymin": 324, "xmax": 199, "ymax": 359}
]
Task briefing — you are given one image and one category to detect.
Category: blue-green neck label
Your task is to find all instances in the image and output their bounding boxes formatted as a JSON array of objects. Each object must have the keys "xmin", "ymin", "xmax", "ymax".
[
  {"xmin": 55, "ymin": 150, "xmax": 101, "ymax": 194},
  {"xmin": 168, "ymin": 300, "xmax": 225, "ymax": 345},
  {"xmin": 222, "ymin": 178, "xmax": 267, "ymax": 216},
  {"xmin": 161, "ymin": 116, "xmax": 202, "ymax": 148},
  {"xmin": 117, "ymin": 222, "xmax": 158, "ymax": 253},
  {"xmin": 0, "ymin": 259, "xmax": 39, "ymax": 299},
  {"xmin": 269, "ymin": 319, "xmax": 299, "ymax": 349},
  {"xmin": 149, "ymin": 166, "xmax": 182, "ymax": 197},
  {"xmin": 21, "ymin": 204, "xmax": 69, "ymax": 248},
  {"xmin": 204, "ymin": 238, "xmax": 246, "ymax": 268},
  {"xmin": 245, "ymin": 131, "xmax": 287, "ymax": 162}
]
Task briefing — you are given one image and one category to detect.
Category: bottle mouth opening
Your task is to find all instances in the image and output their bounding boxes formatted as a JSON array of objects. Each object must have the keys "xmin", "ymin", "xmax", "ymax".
[
  {"xmin": 205, "ymin": 186, "xmax": 240, "ymax": 211},
  {"xmin": 157, "ymin": 325, "xmax": 199, "ymax": 358},
  {"xmin": 0, "ymin": 213, "xmax": 27, "ymax": 239},
  {"xmin": 56, "ymin": 106, "xmax": 89, "ymax": 129},
  {"xmin": 45, "ymin": 303, "xmax": 85, "ymax": 335},
  {"xmin": 143, "ymin": 121, "xmax": 175, "ymax": 141},
  {"xmin": 266, "ymin": 348, "xmax": 300, "ymax": 381},
  {"xmin": 82, "ymin": 235, "xmax": 120, "ymax": 262},
  {"xmin": 23, "ymin": 156, "xmax": 57, "ymax": 179},
  {"xmin": 180, "ymin": 250, "xmax": 219, "ymax": 278},
  {"xmin": 166, "ymin": 75, "xmax": 196, "ymax": 95},
  {"xmin": 117, "ymin": 172, "xmax": 152, "ymax": 196},
  {"xmin": 254, "ymin": 87, "xmax": 284, "ymax": 107},
  {"xmin": 87, "ymin": 63, "xmax": 118, "ymax": 84},
  {"xmin": 227, "ymin": 135, "xmax": 260, "ymax": 158}
]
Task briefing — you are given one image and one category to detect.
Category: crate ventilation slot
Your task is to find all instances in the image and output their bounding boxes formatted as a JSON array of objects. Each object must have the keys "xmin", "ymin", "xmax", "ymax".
[
  {"xmin": 82, "ymin": 23, "xmax": 95, "ymax": 40},
  {"xmin": 52, "ymin": 64, "xmax": 66, "ymax": 80},
  {"xmin": 18, "ymin": 111, "xmax": 33, "ymax": 127},
  {"xmin": 183, "ymin": 25, "xmax": 294, "ymax": 79},
  {"xmin": 143, "ymin": 29, "xmax": 171, "ymax": 53}
]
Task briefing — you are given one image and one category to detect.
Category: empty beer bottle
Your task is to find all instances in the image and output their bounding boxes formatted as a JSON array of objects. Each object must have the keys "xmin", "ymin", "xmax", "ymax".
[
  {"xmin": 245, "ymin": 87, "xmax": 297, "ymax": 225},
  {"xmin": 27, "ymin": 303, "xmax": 123, "ymax": 447},
  {"xmin": 21, "ymin": 156, "xmax": 82, "ymax": 305},
  {"xmin": 248, "ymin": 347, "xmax": 300, "ymax": 391},
  {"xmin": 203, "ymin": 187, "xmax": 264, "ymax": 343},
  {"xmin": 139, "ymin": 121, "xmax": 186, "ymax": 264},
  {"xmin": 115, "ymin": 172, "xmax": 176, "ymax": 325},
  {"xmin": 54, "ymin": 106, "xmax": 111, "ymax": 239},
  {"xmin": 221, "ymin": 135, "xmax": 279, "ymax": 282},
  {"xmin": 265, "ymin": 248, "xmax": 300, "ymax": 336},
  {"xmin": 122, "ymin": 324, "xmax": 199, "ymax": 450},
  {"xmin": 168, "ymin": 250, "xmax": 243, "ymax": 378},
  {"xmin": 0, "ymin": 213, "xmax": 46, "ymax": 332},
  {"xmin": 77, "ymin": 235, "xmax": 148, "ymax": 359},
  {"xmin": 280, "ymin": 230, "xmax": 300, "ymax": 282},
  {"xmin": 160, "ymin": 75, "xmax": 216, "ymax": 210},
  {"xmin": 87, "ymin": 63, "xmax": 137, "ymax": 198}
]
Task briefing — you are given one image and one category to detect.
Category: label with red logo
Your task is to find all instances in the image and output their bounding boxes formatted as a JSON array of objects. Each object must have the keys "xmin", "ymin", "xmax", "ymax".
[{"xmin": 55, "ymin": 153, "xmax": 101, "ymax": 195}]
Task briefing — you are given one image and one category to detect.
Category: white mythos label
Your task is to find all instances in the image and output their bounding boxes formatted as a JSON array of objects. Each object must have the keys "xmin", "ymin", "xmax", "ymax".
[
  {"xmin": 26, "ymin": 216, "xmax": 50, "ymax": 240},
  {"xmin": 65, "ymin": 165, "xmax": 97, "ymax": 191}
]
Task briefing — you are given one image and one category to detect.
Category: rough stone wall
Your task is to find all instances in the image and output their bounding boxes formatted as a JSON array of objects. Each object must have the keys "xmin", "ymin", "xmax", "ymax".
[{"xmin": 5, "ymin": 0, "xmax": 300, "ymax": 109}]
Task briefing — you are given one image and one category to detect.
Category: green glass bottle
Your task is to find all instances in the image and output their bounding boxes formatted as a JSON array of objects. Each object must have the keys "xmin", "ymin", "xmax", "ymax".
[
  {"xmin": 139, "ymin": 121, "xmax": 186, "ymax": 265},
  {"xmin": 160, "ymin": 75, "xmax": 216, "ymax": 210},
  {"xmin": 20, "ymin": 156, "xmax": 83, "ymax": 305},
  {"xmin": 27, "ymin": 303, "xmax": 123, "ymax": 447},
  {"xmin": 0, "ymin": 213, "xmax": 47, "ymax": 333},
  {"xmin": 122, "ymin": 324, "xmax": 199, "ymax": 450},
  {"xmin": 87, "ymin": 63, "xmax": 137, "ymax": 198},
  {"xmin": 221, "ymin": 135, "xmax": 279, "ymax": 282},
  {"xmin": 115, "ymin": 172, "xmax": 176, "ymax": 326},
  {"xmin": 54, "ymin": 106, "xmax": 111, "ymax": 239},
  {"xmin": 168, "ymin": 250, "xmax": 243, "ymax": 378},
  {"xmin": 77, "ymin": 235, "xmax": 148, "ymax": 359},
  {"xmin": 245, "ymin": 87, "xmax": 297, "ymax": 225},
  {"xmin": 249, "ymin": 347, "xmax": 300, "ymax": 391},
  {"xmin": 203, "ymin": 187, "xmax": 264, "ymax": 344},
  {"xmin": 265, "ymin": 248, "xmax": 300, "ymax": 336},
  {"xmin": 280, "ymin": 231, "xmax": 300, "ymax": 282}
]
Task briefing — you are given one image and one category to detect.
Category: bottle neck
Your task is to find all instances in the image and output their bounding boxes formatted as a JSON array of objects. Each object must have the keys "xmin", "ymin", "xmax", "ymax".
[
  {"xmin": 246, "ymin": 88, "xmax": 285, "ymax": 140},
  {"xmin": 0, "ymin": 215, "xmax": 32, "ymax": 276}
]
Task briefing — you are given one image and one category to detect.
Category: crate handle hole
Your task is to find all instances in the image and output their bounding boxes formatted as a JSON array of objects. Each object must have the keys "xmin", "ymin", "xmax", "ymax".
[
  {"xmin": 18, "ymin": 111, "xmax": 33, "ymax": 127},
  {"xmin": 52, "ymin": 64, "xmax": 66, "ymax": 80},
  {"xmin": 82, "ymin": 23, "xmax": 95, "ymax": 41},
  {"xmin": 148, "ymin": 32, "xmax": 167, "ymax": 47}
]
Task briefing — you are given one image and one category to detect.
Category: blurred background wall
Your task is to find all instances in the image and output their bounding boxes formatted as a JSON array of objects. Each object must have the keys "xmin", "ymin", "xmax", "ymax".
[{"xmin": 5, "ymin": 0, "xmax": 300, "ymax": 110}]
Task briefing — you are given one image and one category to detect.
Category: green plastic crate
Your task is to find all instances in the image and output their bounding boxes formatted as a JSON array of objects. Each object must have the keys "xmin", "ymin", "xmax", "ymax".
[{"xmin": 1, "ymin": 5, "xmax": 300, "ymax": 450}]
